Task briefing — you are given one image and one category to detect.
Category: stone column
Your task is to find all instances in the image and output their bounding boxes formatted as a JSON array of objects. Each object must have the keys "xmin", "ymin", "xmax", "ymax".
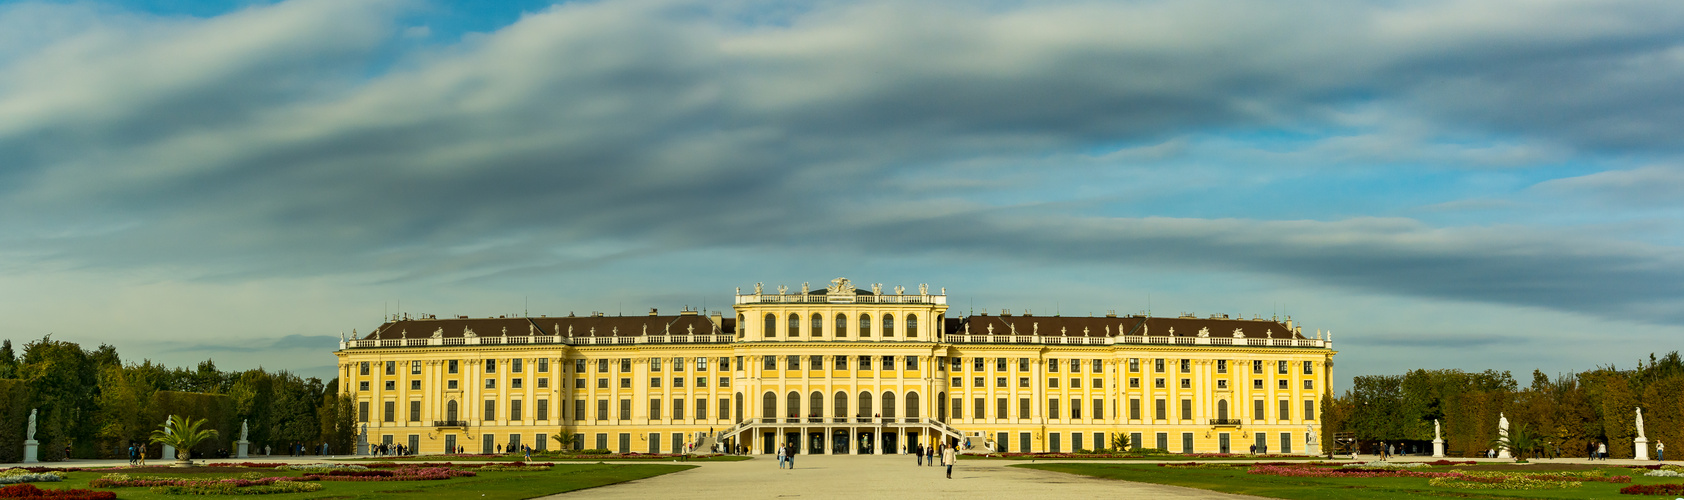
[{"xmin": 875, "ymin": 426, "xmax": 883, "ymax": 454}]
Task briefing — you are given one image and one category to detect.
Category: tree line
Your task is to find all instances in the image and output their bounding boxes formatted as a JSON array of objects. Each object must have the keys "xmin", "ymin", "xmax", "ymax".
[
  {"xmin": 0, "ymin": 336, "xmax": 356, "ymax": 462},
  {"xmin": 1321, "ymin": 352, "xmax": 1684, "ymax": 459}
]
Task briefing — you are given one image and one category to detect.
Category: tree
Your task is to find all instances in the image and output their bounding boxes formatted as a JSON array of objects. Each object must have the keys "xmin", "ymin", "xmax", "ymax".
[
  {"xmin": 151, "ymin": 415, "xmax": 219, "ymax": 464},
  {"xmin": 1493, "ymin": 423, "xmax": 1546, "ymax": 462},
  {"xmin": 1110, "ymin": 432, "xmax": 1132, "ymax": 452}
]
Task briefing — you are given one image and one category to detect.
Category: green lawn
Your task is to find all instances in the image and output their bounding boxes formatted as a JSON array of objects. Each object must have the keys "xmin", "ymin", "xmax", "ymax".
[
  {"xmin": 39, "ymin": 463, "xmax": 694, "ymax": 500},
  {"xmin": 1018, "ymin": 463, "xmax": 1673, "ymax": 499}
]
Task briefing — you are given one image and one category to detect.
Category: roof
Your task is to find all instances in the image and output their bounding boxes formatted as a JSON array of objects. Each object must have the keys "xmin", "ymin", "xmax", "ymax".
[
  {"xmin": 361, "ymin": 314, "xmax": 731, "ymax": 340},
  {"xmin": 948, "ymin": 314, "xmax": 1302, "ymax": 339}
]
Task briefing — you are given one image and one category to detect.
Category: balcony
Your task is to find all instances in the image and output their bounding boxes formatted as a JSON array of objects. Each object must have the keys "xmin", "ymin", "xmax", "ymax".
[
  {"xmin": 433, "ymin": 420, "xmax": 468, "ymax": 428},
  {"xmin": 1208, "ymin": 418, "xmax": 1242, "ymax": 426}
]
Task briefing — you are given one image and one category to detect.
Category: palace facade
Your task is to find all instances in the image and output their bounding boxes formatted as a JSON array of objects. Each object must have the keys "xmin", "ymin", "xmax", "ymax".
[{"xmin": 334, "ymin": 278, "xmax": 1337, "ymax": 456}]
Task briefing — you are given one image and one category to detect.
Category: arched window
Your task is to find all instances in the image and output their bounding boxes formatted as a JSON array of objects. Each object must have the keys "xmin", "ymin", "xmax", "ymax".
[
  {"xmin": 882, "ymin": 391, "xmax": 897, "ymax": 418},
  {"xmin": 446, "ymin": 400, "xmax": 459, "ymax": 421},
  {"xmin": 810, "ymin": 391, "xmax": 823, "ymax": 418},
  {"xmin": 883, "ymin": 314, "xmax": 895, "ymax": 336},
  {"xmin": 734, "ymin": 393, "xmax": 744, "ymax": 423},
  {"xmin": 907, "ymin": 314, "xmax": 918, "ymax": 337},
  {"xmin": 860, "ymin": 314, "xmax": 872, "ymax": 336},
  {"xmin": 835, "ymin": 313, "xmax": 848, "ymax": 337},
  {"xmin": 788, "ymin": 314, "xmax": 801, "ymax": 337},
  {"xmin": 906, "ymin": 392, "xmax": 920, "ymax": 418},
  {"xmin": 1217, "ymin": 400, "xmax": 1229, "ymax": 421},
  {"xmin": 763, "ymin": 313, "xmax": 777, "ymax": 338},
  {"xmin": 834, "ymin": 391, "xmax": 849, "ymax": 418},
  {"xmin": 737, "ymin": 314, "xmax": 745, "ymax": 337},
  {"xmin": 787, "ymin": 391, "xmax": 801, "ymax": 418},
  {"xmin": 858, "ymin": 391, "xmax": 873, "ymax": 417},
  {"xmin": 763, "ymin": 392, "xmax": 776, "ymax": 420},
  {"xmin": 811, "ymin": 313, "xmax": 823, "ymax": 337}
]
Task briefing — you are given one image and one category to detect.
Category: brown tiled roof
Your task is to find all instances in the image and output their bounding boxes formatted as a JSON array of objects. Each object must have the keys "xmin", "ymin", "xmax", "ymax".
[
  {"xmin": 362, "ymin": 314, "xmax": 730, "ymax": 340},
  {"xmin": 950, "ymin": 314, "xmax": 1301, "ymax": 339}
]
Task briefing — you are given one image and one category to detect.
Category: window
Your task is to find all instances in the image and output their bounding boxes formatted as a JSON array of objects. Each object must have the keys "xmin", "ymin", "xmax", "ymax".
[
  {"xmin": 1304, "ymin": 400, "xmax": 1316, "ymax": 420},
  {"xmin": 410, "ymin": 401, "xmax": 421, "ymax": 421},
  {"xmin": 719, "ymin": 377, "xmax": 729, "ymax": 387},
  {"xmin": 1154, "ymin": 378, "xmax": 1165, "ymax": 389},
  {"xmin": 1019, "ymin": 358, "xmax": 1030, "ymax": 371},
  {"xmin": 720, "ymin": 398, "xmax": 730, "ymax": 420},
  {"xmin": 1304, "ymin": 380, "xmax": 1314, "ymax": 390},
  {"xmin": 1217, "ymin": 360, "xmax": 1228, "ymax": 373},
  {"xmin": 1019, "ymin": 398, "xmax": 1031, "ymax": 419},
  {"xmin": 764, "ymin": 313, "xmax": 777, "ymax": 337},
  {"xmin": 1278, "ymin": 360, "xmax": 1288, "ymax": 374},
  {"xmin": 1181, "ymin": 399, "xmax": 1193, "ymax": 420},
  {"xmin": 860, "ymin": 356, "xmax": 872, "ymax": 370},
  {"xmin": 511, "ymin": 400, "xmax": 523, "ymax": 420},
  {"xmin": 1154, "ymin": 359, "xmax": 1165, "ymax": 372},
  {"xmin": 1019, "ymin": 377, "xmax": 1029, "ymax": 388},
  {"xmin": 1092, "ymin": 359, "xmax": 1102, "ymax": 373},
  {"xmin": 1128, "ymin": 358, "xmax": 1139, "ymax": 372},
  {"xmin": 1129, "ymin": 399, "xmax": 1140, "ymax": 420},
  {"xmin": 386, "ymin": 361, "xmax": 396, "ymax": 375},
  {"xmin": 973, "ymin": 358, "xmax": 984, "ymax": 371},
  {"xmin": 696, "ymin": 399, "xmax": 707, "ymax": 419},
  {"xmin": 619, "ymin": 359, "xmax": 631, "ymax": 372},
  {"xmin": 1179, "ymin": 378, "xmax": 1190, "ymax": 389},
  {"xmin": 1252, "ymin": 360, "xmax": 1263, "ymax": 373},
  {"xmin": 764, "ymin": 355, "xmax": 776, "ymax": 370},
  {"xmin": 1254, "ymin": 400, "xmax": 1265, "ymax": 421},
  {"xmin": 1278, "ymin": 379, "xmax": 1289, "ymax": 389},
  {"xmin": 1048, "ymin": 359, "xmax": 1059, "ymax": 372},
  {"xmin": 1253, "ymin": 379, "xmax": 1264, "ymax": 389},
  {"xmin": 1071, "ymin": 399, "xmax": 1082, "ymax": 419},
  {"xmin": 513, "ymin": 359, "xmax": 524, "ymax": 373},
  {"xmin": 951, "ymin": 357, "xmax": 962, "ymax": 371},
  {"xmin": 537, "ymin": 377, "xmax": 548, "ymax": 388},
  {"xmin": 1129, "ymin": 378, "xmax": 1140, "ymax": 388},
  {"xmin": 447, "ymin": 380, "xmax": 458, "ymax": 390},
  {"xmin": 384, "ymin": 381, "xmax": 395, "ymax": 391},
  {"xmin": 697, "ymin": 377, "xmax": 707, "ymax": 387},
  {"xmin": 1071, "ymin": 359, "xmax": 1081, "ymax": 373},
  {"xmin": 449, "ymin": 360, "xmax": 459, "ymax": 374},
  {"xmin": 835, "ymin": 313, "xmax": 848, "ymax": 337},
  {"xmin": 575, "ymin": 359, "xmax": 585, "ymax": 373},
  {"xmin": 973, "ymin": 398, "xmax": 984, "ymax": 419},
  {"xmin": 650, "ymin": 378, "xmax": 662, "ymax": 388},
  {"xmin": 788, "ymin": 355, "xmax": 800, "ymax": 370},
  {"xmin": 512, "ymin": 378, "xmax": 523, "ymax": 389},
  {"xmin": 597, "ymin": 359, "xmax": 608, "ymax": 373},
  {"xmin": 1279, "ymin": 400, "xmax": 1290, "ymax": 420},
  {"xmin": 884, "ymin": 314, "xmax": 895, "ymax": 336},
  {"xmin": 538, "ymin": 359, "xmax": 549, "ymax": 372},
  {"xmin": 410, "ymin": 380, "xmax": 421, "ymax": 390},
  {"xmin": 673, "ymin": 398, "xmax": 685, "ymax": 420},
  {"xmin": 1048, "ymin": 378, "xmax": 1059, "ymax": 388},
  {"xmin": 1048, "ymin": 399, "xmax": 1060, "ymax": 419},
  {"xmin": 651, "ymin": 358, "xmax": 662, "ymax": 372},
  {"xmin": 620, "ymin": 378, "xmax": 631, "ymax": 388},
  {"xmin": 973, "ymin": 377, "xmax": 984, "ymax": 387},
  {"xmin": 619, "ymin": 399, "xmax": 631, "ymax": 420},
  {"xmin": 485, "ymin": 379, "xmax": 496, "ymax": 389},
  {"xmin": 1155, "ymin": 399, "xmax": 1166, "ymax": 420},
  {"xmin": 576, "ymin": 401, "xmax": 586, "ymax": 421},
  {"xmin": 673, "ymin": 377, "xmax": 684, "ymax": 388},
  {"xmin": 735, "ymin": 356, "xmax": 743, "ymax": 371},
  {"xmin": 537, "ymin": 399, "xmax": 549, "ymax": 420},
  {"xmin": 486, "ymin": 360, "xmax": 496, "ymax": 374},
  {"xmin": 359, "ymin": 362, "xmax": 369, "ymax": 376},
  {"xmin": 789, "ymin": 314, "xmax": 801, "ymax": 337},
  {"xmin": 383, "ymin": 401, "xmax": 395, "ymax": 422},
  {"xmin": 997, "ymin": 398, "xmax": 1007, "ymax": 420},
  {"xmin": 810, "ymin": 355, "xmax": 823, "ymax": 370},
  {"xmin": 882, "ymin": 355, "xmax": 895, "ymax": 369},
  {"xmin": 483, "ymin": 400, "xmax": 496, "ymax": 421},
  {"xmin": 701, "ymin": 357, "xmax": 710, "ymax": 371},
  {"xmin": 358, "ymin": 401, "xmax": 368, "ymax": 422},
  {"xmin": 411, "ymin": 361, "xmax": 422, "ymax": 374},
  {"xmin": 860, "ymin": 314, "xmax": 872, "ymax": 336},
  {"xmin": 1180, "ymin": 359, "xmax": 1190, "ymax": 373},
  {"xmin": 996, "ymin": 377, "xmax": 1007, "ymax": 387},
  {"xmin": 1303, "ymin": 361, "xmax": 1314, "ymax": 375},
  {"xmin": 951, "ymin": 377, "xmax": 962, "ymax": 387},
  {"xmin": 811, "ymin": 313, "xmax": 824, "ymax": 336},
  {"xmin": 1218, "ymin": 379, "xmax": 1228, "ymax": 389},
  {"xmin": 997, "ymin": 358, "xmax": 1007, "ymax": 371},
  {"xmin": 834, "ymin": 355, "xmax": 848, "ymax": 370},
  {"xmin": 1092, "ymin": 399, "xmax": 1103, "ymax": 419},
  {"xmin": 596, "ymin": 378, "xmax": 607, "ymax": 389},
  {"xmin": 1092, "ymin": 378, "xmax": 1103, "ymax": 388},
  {"xmin": 906, "ymin": 314, "xmax": 918, "ymax": 336},
  {"xmin": 649, "ymin": 399, "xmax": 662, "ymax": 420}
]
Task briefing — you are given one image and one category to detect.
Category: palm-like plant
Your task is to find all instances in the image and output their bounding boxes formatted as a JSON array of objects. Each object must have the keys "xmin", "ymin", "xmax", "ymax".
[
  {"xmin": 150, "ymin": 415, "xmax": 219, "ymax": 465},
  {"xmin": 1492, "ymin": 423, "xmax": 1546, "ymax": 462}
]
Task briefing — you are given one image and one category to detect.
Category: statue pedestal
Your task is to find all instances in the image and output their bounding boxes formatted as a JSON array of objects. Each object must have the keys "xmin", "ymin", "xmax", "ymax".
[
  {"xmin": 237, "ymin": 440, "xmax": 250, "ymax": 459},
  {"xmin": 1636, "ymin": 437, "xmax": 1651, "ymax": 461},
  {"xmin": 1497, "ymin": 448, "xmax": 1512, "ymax": 459},
  {"xmin": 22, "ymin": 440, "xmax": 38, "ymax": 463},
  {"xmin": 163, "ymin": 445, "xmax": 175, "ymax": 461},
  {"xmin": 1432, "ymin": 439, "xmax": 1445, "ymax": 458}
]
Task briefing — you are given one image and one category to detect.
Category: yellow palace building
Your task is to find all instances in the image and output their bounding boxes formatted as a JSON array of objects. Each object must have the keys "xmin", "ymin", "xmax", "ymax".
[{"xmin": 334, "ymin": 278, "xmax": 1337, "ymax": 456}]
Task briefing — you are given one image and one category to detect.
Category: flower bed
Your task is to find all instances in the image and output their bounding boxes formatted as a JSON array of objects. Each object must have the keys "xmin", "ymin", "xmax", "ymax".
[
  {"xmin": 1620, "ymin": 483, "xmax": 1684, "ymax": 495},
  {"xmin": 1644, "ymin": 470, "xmax": 1684, "ymax": 478},
  {"xmin": 304, "ymin": 467, "xmax": 474, "ymax": 482},
  {"xmin": 0, "ymin": 470, "xmax": 66, "ymax": 485},
  {"xmin": 0, "ymin": 484, "xmax": 116, "ymax": 500},
  {"xmin": 1342, "ymin": 461, "xmax": 1427, "ymax": 468},
  {"xmin": 149, "ymin": 481, "xmax": 324, "ymax": 495},
  {"xmin": 1248, "ymin": 465, "xmax": 1460, "ymax": 480},
  {"xmin": 323, "ymin": 470, "xmax": 392, "ymax": 477},
  {"xmin": 90, "ymin": 473, "xmax": 316, "ymax": 489},
  {"xmin": 474, "ymin": 464, "xmax": 553, "ymax": 472},
  {"xmin": 274, "ymin": 464, "xmax": 366, "ymax": 472}
]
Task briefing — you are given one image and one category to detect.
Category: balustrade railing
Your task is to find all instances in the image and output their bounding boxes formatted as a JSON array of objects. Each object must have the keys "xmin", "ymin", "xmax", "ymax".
[
  {"xmin": 937, "ymin": 335, "xmax": 1329, "ymax": 348},
  {"xmin": 343, "ymin": 333, "xmax": 736, "ymax": 349},
  {"xmin": 344, "ymin": 331, "xmax": 1327, "ymax": 349}
]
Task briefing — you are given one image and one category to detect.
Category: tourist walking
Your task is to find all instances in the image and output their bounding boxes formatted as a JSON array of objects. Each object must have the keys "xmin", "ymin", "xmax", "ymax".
[
  {"xmin": 927, "ymin": 444, "xmax": 934, "ymax": 466},
  {"xmin": 776, "ymin": 442, "xmax": 786, "ymax": 469},
  {"xmin": 1598, "ymin": 442, "xmax": 1608, "ymax": 460},
  {"xmin": 786, "ymin": 443, "xmax": 796, "ymax": 469},
  {"xmin": 943, "ymin": 444, "xmax": 957, "ymax": 479},
  {"xmin": 127, "ymin": 445, "xmax": 137, "ymax": 466},
  {"xmin": 1657, "ymin": 441, "xmax": 1665, "ymax": 461}
]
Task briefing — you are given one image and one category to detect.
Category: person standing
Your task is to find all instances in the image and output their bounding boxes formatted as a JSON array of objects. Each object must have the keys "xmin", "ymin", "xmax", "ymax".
[
  {"xmin": 927, "ymin": 444, "xmax": 935, "ymax": 466},
  {"xmin": 1656, "ymin": 441, "xmax": 1665, "ymax": 462},
  {"xmin": 943, "ymin": 444, "xmax": 957, "ymax": 479},
  {"xmin": 915, "ymin": 443, "xmax": 923, "ymax": 466},
  {"xmin": 776, "ymin": 442, "xmax": 786, "ymax": 469},
  {"xmin": 786, "ymin": 443, "xmax": 796, "ymax": 470}
]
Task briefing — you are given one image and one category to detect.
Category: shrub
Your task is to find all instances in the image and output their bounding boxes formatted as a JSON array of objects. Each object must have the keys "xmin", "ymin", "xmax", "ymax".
[
  {"xmin": 149, "ymin": 481, "xmax": 324, "ymax": 495},
  {"xmin": 579, "ymin": 449, "xmax": 612, "ymax": 455},
  {"xmin": 0, "ymin": 484, "xmax": 116, "ymax": 499},
  {"xmin": 276, "ymin": 463, "xmax": 367, "ymax": 473}
]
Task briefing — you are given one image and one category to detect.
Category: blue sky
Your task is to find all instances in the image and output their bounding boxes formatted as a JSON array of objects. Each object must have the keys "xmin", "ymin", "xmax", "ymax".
[{"xmin": 3, "ymin": 0, "xmax": 1683, "ymax": 385}]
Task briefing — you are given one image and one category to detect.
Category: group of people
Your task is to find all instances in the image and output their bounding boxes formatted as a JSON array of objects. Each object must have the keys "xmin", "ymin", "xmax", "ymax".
[
  {"xmin": 370, "ymin": 442, "xmax": 411, "ymax": 456},
  {"xmin": 124, "ymin": 444, "xmax": 147, "ymax": 466},
  {"xmin": 776, "ymin": 442, "xmax": 960, "ymax": 478}
]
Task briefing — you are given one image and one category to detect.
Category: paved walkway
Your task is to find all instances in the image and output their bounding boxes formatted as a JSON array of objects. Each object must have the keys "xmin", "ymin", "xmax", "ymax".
[{"xmin": 536, "ymin": 455, "xmax": 1266, "ymax": 499}]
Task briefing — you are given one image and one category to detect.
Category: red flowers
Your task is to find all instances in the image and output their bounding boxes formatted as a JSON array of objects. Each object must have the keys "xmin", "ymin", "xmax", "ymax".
[
  {"xmin": 0, "ymin": 484, "xmax": 116, "ymax": 500},
  {"xmin": 1620, "ymin": 483, "xmax": 1684, "ymax": 495}
]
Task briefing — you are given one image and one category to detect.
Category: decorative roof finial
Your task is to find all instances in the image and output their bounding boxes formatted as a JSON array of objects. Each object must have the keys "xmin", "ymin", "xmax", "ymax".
[{"xmin": 919, "ymin": 283, "xmax": 929, "ymax": 295}]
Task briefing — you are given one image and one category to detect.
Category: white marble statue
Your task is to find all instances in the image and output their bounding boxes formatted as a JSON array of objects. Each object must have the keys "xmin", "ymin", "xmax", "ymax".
[
  {"xmin": 1497, "ymin": 413, "xmax": 1512, "ymax": 458},
  {"xmin": 240, "ymin": 420, "xmax": 249, "ymax": 441},
  {"xmin": 1435, "ymin": 419, "xmax": 1442, "ymax": 440},
  {"xmin": 1636, "ymin": 407, "xmax": 1646, "ymax": 439},
  {"xmin": 26, "ymin": 409, "xmax": 36, "ymax": 441}
]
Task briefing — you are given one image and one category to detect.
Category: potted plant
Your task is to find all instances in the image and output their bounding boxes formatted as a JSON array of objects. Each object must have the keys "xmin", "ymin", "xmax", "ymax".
[{"xmin": 150, "ymin": 415, "xmax": 219, "ymax": 467}]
